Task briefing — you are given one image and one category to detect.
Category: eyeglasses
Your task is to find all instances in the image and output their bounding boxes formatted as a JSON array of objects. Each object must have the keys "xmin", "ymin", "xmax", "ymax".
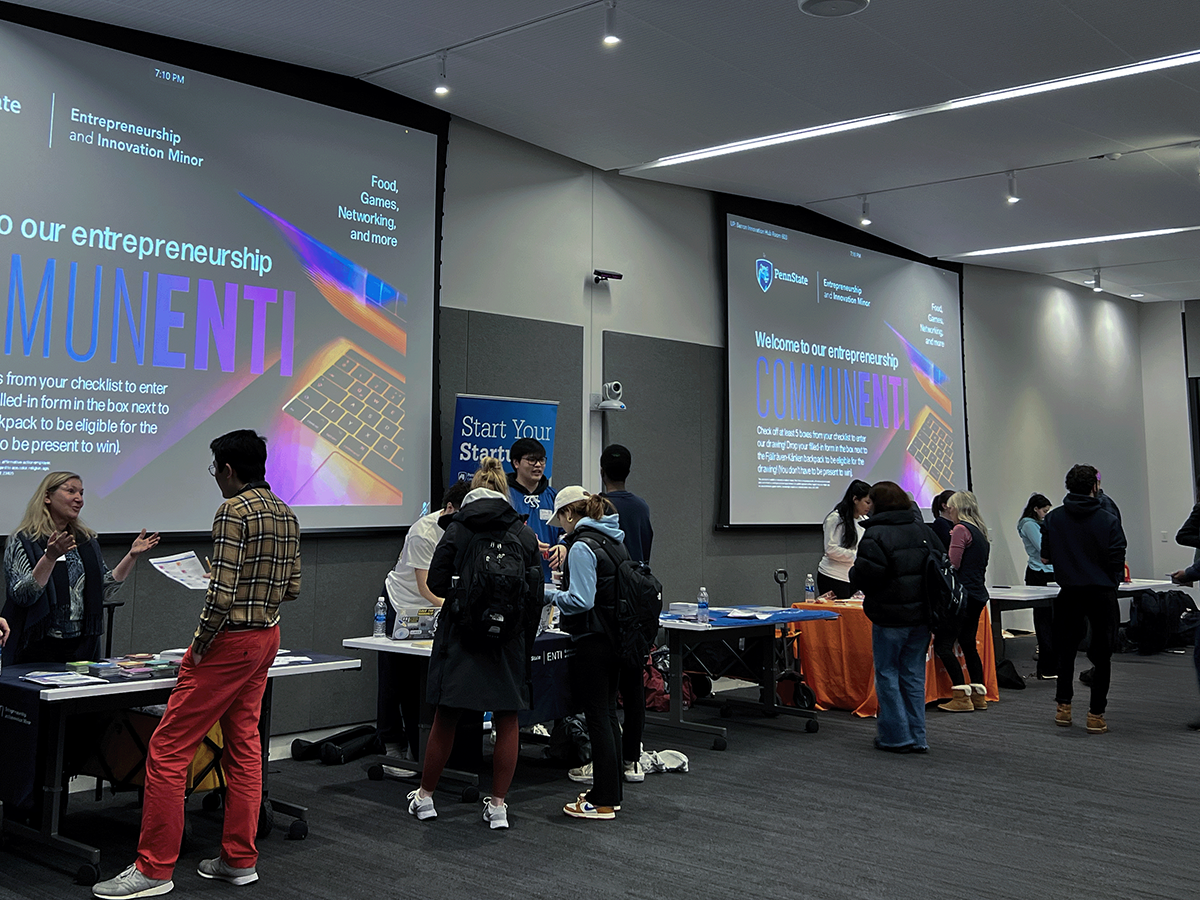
[{"xmin": 208, "ymin": 463, "xmax": 218, "ymax": 476}]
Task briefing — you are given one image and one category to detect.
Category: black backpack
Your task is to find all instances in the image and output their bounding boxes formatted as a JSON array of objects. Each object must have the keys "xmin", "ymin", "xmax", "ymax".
[
  {"xmin": 923, "ymin": 545, "xmax": 965, "ymax": 634},
  {"xmin": 577, "ymin": 533, "xmax": 664, "ymax": 668},
  {"xmin": 1130, "ymin": 590, "xmax": 1199, "ymax": 655},
  {"xmin": 448, "ymin": 520, "xmax": 530, "ymax": 652}
]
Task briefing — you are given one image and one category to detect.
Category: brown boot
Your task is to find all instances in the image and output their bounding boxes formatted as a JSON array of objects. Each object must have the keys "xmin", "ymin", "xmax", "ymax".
[
  {"xmin": 970, "ymin": 683, "xmax": 988, "ymax": 710},
  {"xmin": 1086, "ymin": 712, "xmax": 1108, "ymax": 734},
  {"xmin": 1055, "ymin": 702, "xmax": 1071, "ymax": 727},
  {"xmin": 938, "ymin": 686, "xmax": 974, "ymax": 712}
]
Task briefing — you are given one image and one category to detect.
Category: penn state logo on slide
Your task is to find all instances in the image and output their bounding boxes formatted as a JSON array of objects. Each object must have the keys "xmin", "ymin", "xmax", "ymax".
[{"xmin": 756, "ymin": 258, "xmax": 774, "ymax": 293}]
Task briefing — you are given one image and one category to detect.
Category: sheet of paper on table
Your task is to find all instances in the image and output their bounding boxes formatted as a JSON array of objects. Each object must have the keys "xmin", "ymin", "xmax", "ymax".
[
  {"xmin": 148, "ymin": 551, "xmax": 210, "ymax": 590},
  {"xmin": 20, "ymin": 671, "xmax": 109, "ymax": 686}
]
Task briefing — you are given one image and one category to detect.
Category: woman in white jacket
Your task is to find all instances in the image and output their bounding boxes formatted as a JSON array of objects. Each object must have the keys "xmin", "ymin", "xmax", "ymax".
[{"xmin": 817, "ymin": 480, "xmax": 871, "ymax": 599}]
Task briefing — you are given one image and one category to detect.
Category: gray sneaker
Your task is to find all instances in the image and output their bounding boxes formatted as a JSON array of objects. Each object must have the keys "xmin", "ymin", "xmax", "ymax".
[
  {"xmin": 92, "ymin": 864, "xmax": 174, "ymax": 899},
  {"xmin": 482, "ymin": 797, "xmax": 509, "ymax": 829},
  {"xmin": 407, "ymin": 788, "xmax": 437, "ymax": 820},
  {"xmin": 197, "ymin": 857, "xmax": 259, "ymax": 886}
]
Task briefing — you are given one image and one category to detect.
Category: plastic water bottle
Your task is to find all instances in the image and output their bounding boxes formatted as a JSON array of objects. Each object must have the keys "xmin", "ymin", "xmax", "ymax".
[
  {"xmin": 373, "ymin": 596, "xmax": 388, "ymax": 637},
  {"xmin": 696, "ymin": 586, "xmax": 710, "ymax": 625},
  {"xmin": 804, "ymin": 574, "xmax": 817, "ymax": 603}
]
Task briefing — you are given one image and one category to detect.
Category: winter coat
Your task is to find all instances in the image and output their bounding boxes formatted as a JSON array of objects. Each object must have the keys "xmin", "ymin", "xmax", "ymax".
[
  {"xmin": 425, "ymin": 491, "xmax": 544, "ymax": 711},
  {"xmin": 851, "ymin": 509, "xmax": 944, "ymax": 627},
  {"xmin": 1040, "ymin": 493, "xmax": 1126, "ymax": 588}
]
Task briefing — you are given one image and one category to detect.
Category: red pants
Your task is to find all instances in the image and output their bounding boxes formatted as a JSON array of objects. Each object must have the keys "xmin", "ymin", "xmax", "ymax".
[{"xmin": 136, "ymin": 626, "xmax": 279, "ymax": 879}]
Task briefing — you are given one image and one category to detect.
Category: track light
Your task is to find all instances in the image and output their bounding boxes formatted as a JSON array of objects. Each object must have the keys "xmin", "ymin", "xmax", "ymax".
[
  {"xmin": 1092, "ymin": 268, "xmax": 1103, "ymax": 292},
  {"xmin": 859, "ymin": 196, "xmax": 871, "ymax": 227},
  {"xmin": 1006, "ymin": 171, "xmax": 1020, "ymax": 204},
  {"xmin": 603, "ymin": 1, "xmax": 621, "ymax": 45},
  {"xmin": 434, "ymin": 53, "xmax": 449, "ymax": 96}
]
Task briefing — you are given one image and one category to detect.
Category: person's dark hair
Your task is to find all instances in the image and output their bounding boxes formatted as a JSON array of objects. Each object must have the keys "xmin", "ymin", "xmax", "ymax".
[
  {"xmin": 441, "ymin": 479, "xmax": 471, "ymax": 510},
  {"xmin": 832, "ymin": 479, "xmax": 871, "ymax": 549},
  {"xmin": 868, "ymin": 481, "xmax": 910, "ymax": 513},
  {"xmin": 509, "ymin": 437, "xmax": 546, "ymax": 465},
  {"xmin": 210, "ymin": 429, "xmax": 267, "ymax": 482},
  {"xmin": 1065, "ymin": 464, "xmax": 1099, "ymax": 496},
  {"xmin": 931, "ymin": 489, "xmax": 955, "ymax": 519},
  {"xmin": 1021, "ymin": 492, "xmax": 1052, "ymax": 520},
  {"xmin": 600, "ymin": 443, "xmax": 632, "ymax": 482}
]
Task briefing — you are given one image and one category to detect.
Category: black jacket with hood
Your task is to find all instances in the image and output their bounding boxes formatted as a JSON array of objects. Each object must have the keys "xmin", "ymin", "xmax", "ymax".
[{"xmin": 1040, "ymin": 493, "xmax": 1126, "ymax": 588}]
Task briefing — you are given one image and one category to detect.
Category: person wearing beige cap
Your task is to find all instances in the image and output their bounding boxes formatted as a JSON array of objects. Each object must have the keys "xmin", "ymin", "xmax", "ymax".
[{"xmin": 546, "ymin": 486, "xmax": 627, "ymax": 820}]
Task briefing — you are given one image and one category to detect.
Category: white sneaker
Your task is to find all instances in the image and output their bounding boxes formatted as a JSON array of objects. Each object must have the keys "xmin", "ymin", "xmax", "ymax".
[
  {"xmin": 567, "ymin": 762, "xmax": 594, "ymax": 784},
  {"xmin": 622, "ymin": 760, "xmax": 645, "ymax": 783},
  {"xmin": 407, "ymin": 789, "xmax": 437, "ymax": 820},
  {"xmin": 482, "ymin": 797, "xmax": 509, "ymax": 829}
]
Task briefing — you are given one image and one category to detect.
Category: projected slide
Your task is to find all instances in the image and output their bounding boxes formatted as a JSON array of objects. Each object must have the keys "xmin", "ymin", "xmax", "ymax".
[
  {"xmin": 0, "ymin": 21, "xmax": 437, "ymax": 531},
  {"xmin": 726, "ymin": 214, "xmax": 965, "ymax": 526}
]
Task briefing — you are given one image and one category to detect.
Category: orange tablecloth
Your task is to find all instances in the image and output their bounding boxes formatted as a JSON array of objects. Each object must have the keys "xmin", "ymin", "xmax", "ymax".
[{"xmin": 790, "ymin": 602, "xmax": 999, "ymax": 717}]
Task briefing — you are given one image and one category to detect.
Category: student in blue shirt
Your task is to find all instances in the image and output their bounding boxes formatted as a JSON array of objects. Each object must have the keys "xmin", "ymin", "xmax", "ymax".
[{"xmin": 505, "ymin": 438, "xmax": 563, "ymax": 582}]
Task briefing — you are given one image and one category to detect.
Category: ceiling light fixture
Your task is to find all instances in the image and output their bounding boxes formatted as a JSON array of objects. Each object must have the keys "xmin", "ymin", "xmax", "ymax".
[
  {"xmin": 1092, "ymin": 269, "xmax": 1103, "ymax": 293},
  {"xmin": 434, "ymin": 53, "xmax": 449, "ymax": 96},
  {"xmin": 624, "ymin": 46, "xmax": 1200, "ymax": 172},
  {"xmin": 859, "ymin": 196, "xmax": 871, "ymax": 227},
  {"xmin": 603, "ymin": 1, "xmax": 620, "ymax": 45},
  {"xmin": 1130, "ymin": 292, "xmax": 1145, "ymax": 298},
  {"xmin": 1006, "ymin": 171, "xmax": 1020, "ymax": 204},
  {"xmin": 954, "ymin": 224, "xmax": 1200, "ymax": 257},
  {"xmin": 799, "ymin": 0, "xmax": 869, "ymax": 16}
]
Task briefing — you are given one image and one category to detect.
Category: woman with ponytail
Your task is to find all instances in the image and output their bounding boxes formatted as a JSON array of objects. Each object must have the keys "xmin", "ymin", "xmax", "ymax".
[{"xmin": 546, "ymin": 486, "xmax": 626, "ymax": 820}]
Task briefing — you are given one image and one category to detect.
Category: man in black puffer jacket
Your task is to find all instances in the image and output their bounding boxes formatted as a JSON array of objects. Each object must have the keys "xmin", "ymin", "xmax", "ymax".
[
  {"xmin": 1040, "ymin": 463, "xmax": 1126, "ymax": 735},
  {"xmin": 851, "ymin": 481, "xmax": 945, "ymax": 754}
]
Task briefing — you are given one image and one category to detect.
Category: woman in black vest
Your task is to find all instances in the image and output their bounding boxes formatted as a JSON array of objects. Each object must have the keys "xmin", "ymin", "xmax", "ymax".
[
  {"xmin": 2, "ymin": 471, "xmax": 158, "ymax": 665},
  {"xmin": 934, "ymin": 491, "xmax": 991, "ymax": 712},
  {"xmin": 546, "ymin": 487, "xmax": 626, "ymax": 820}
]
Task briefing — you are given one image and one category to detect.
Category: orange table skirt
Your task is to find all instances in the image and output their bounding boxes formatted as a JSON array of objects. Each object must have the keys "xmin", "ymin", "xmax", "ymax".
[{"xmin": 791, "ymin": 602, "xmax": 999, "ymax": 717}]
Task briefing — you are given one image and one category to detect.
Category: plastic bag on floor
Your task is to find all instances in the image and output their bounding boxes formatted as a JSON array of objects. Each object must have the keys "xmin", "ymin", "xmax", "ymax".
[{"xmin": 640, "ymin": 749, "xmax": 688, "ymax": 774}]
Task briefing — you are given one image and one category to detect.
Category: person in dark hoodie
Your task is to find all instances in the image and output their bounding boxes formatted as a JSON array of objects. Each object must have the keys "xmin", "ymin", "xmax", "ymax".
[
  {"xmin": 850, "ymin": 481, "xmax": 944, "ymax": 754},
  {"xmin": 1040, "ymin": 463, "xmax": 1127, "ymax": 734},
  {"xmin": 413, "ymin": 457, "xmax": 544, "ymax": 830},
  {"xmin": 506, "ymin": 437, "xmax": 563, "ymax": 582}
]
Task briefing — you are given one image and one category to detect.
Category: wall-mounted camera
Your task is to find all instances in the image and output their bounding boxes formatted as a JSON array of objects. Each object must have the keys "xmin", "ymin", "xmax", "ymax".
[
  {"xmin": 590, "ymin": 381, "xmax": 626, "ymax": 411},
  {"xmin": 593, "ymin": 269, "xmax": 623, "ymax": 284}
]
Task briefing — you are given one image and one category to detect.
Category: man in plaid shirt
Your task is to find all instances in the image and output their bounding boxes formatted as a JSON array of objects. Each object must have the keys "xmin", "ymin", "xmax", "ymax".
[{"xmin": 95, "ymin": 430, "xmax": 301, "ymax": 899}]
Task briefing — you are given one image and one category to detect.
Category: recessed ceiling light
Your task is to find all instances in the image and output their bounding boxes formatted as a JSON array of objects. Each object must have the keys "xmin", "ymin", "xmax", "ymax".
[
  {"xmin": 625, "ymin": 47, "xmax": 1200, "ymax": 172},
  {"xmin": 1130, "ymin": 292, "xmax": 1145, "ymax": 298},
  {"xmin": 799, "ymin": 0, "xmax": 869, "ymax": 17}
]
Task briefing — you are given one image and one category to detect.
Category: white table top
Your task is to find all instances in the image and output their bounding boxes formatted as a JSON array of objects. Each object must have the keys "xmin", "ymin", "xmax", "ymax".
[
  {"xmin": 35, "ymin": 653, "xmax": 360, "ymax": 702},
  {"xmin": 989, "ymin": 578, "xmax": 1174, "ymax": 602},
  {"xmin": 343, "ymin": 635, "xmax": 435, "ymax": 656}
]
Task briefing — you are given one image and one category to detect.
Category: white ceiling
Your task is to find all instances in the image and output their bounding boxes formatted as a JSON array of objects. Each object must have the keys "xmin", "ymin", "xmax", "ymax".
[{"xmin": 17, "ymin": 0, "xmax": 1200, "ymax": 302}]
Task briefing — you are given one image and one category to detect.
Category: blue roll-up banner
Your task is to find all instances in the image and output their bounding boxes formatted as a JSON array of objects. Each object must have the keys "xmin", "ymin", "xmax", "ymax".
[{"xmin": 450, "ymin": 394, "xmax": 559, "ymax": 484}]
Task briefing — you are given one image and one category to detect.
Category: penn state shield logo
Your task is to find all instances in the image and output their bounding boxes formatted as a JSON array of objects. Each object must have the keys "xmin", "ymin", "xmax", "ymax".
[{"xmin": 756, "ymin": 258, "xmax": 774, "ymax": 292}]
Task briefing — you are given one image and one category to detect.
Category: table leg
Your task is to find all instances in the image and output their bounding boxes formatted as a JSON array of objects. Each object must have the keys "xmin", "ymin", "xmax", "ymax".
[
  {"xmin": 258, "ymin": 680, "xmax": 307, "ymax": 831},
  {"xmin": 644, "ymin": 629, "xmax": 727, "ymax": 738},
  {"xmin": 990, "ymin": 601, "xmax": 1006, "ymax": 663}
]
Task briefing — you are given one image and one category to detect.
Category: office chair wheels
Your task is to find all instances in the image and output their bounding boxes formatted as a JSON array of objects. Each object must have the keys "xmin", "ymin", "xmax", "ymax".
[
  {"xmin": 287, "ymin": 819, "xmax": 308, "ymax": 840},
  {"xmin": 461, "ymin": 786, "xmax": 480, "ymax": 803},
  {"xmin": 367, "ymin": 764, "xmax": 384, "ymax": 781},
  {"xmin": 256, "ymin": 799, "xmax": 275, "ymax": 838},
  {"xmin": 805, "ymin": 718, "xmax": 819, "ymax": 733},
  {"xmin": 799, "ymin": 685, "xmax": 816, "ymax": 710},
  {"xmin": 202, "ymin": 790, "xmax": 222, "ymax": 811},
  {"xmin": 76, "ymin": 863, "xmax": 101, "ymax": 886},
  {"xmin": 711, "ymin": 737, "xmax": 727, "ymax": 751}
]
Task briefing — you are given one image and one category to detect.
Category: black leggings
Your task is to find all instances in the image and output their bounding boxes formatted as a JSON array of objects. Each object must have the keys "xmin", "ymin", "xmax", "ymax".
[
  {"xmin": 1025, "ymin": 567, "xmax": 1056, "ymax": 677},
  {"xmin": 617, "ymin": 660, "xmax": 644, "ymax": 764},
  {"xmin": 816, "ymin": 572, "xmax": 854, "ymax": 600},
  {"xmin": 568, "ymin": 635, "xmax": 622, "ymax": 807},
  {"xmin": 933, "ymin": 599, "xmax": 986, "ymax": 685}
]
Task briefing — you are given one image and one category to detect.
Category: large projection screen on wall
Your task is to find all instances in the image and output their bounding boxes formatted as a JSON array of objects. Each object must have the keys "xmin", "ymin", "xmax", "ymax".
[
  {"xmin": 0, "ymin": 20, "xmax": 439, "ymax": 532},
  {"xmin": 725, "ymin": 213, "xmax": 966, "ymax": 526}
]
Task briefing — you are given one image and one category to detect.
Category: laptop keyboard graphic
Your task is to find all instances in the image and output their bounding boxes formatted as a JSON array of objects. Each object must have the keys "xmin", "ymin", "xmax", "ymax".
[
  {"xmin": 284, "ymin": 347, "xmax": 405, "ymax": 485},
  {"xmin": 906, "ymin": 409, "xmax": 953, "ymax": 487}
]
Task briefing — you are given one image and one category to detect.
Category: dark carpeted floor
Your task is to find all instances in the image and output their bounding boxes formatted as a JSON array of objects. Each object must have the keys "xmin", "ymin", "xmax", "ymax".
[{"xmin": 3, "ymin": 636, "xmax": 1198, "ymax": 900}]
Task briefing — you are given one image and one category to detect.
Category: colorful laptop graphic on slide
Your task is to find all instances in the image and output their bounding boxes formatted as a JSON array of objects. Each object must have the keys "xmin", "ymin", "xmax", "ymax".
[{"xmin": 244, "ymin": 195, "xmax": 409, "ymax": 505}]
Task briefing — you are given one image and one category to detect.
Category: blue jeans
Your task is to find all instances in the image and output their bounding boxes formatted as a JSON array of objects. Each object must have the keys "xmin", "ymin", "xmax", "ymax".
[{"xmin": 872, "ymin": 624, "xmax": 930, "ymax": 749}]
